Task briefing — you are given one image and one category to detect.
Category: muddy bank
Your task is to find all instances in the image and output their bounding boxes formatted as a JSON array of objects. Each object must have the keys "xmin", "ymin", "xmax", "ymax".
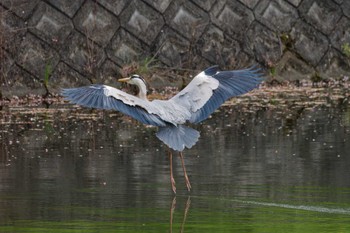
[
  {"xmin": 0, "ymin": 82, "xmax": 349, "ymax": 123},
  {"xmin": 1, "ymin": 82, "xmax": 349, "ymax": 108}
]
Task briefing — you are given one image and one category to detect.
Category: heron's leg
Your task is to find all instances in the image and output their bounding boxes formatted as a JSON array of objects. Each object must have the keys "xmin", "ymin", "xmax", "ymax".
[
  {"xmin": 169, "ymin": 150, "xmax": 176, "ymax": 194},
  {"xmin": 179, "ymin": 152, "xmax": 191, "ymax": 191}
]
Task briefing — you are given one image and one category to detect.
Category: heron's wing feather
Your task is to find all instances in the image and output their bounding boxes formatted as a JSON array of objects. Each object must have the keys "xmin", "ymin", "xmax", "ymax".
[
  {"xmin": 169, "ymin": 66, "xmax": 262, "ymax": 123},
  {"xmin": 189, "ymin": 66, "xmax": 263, "ymax": 123},
  {"xmin": 61, "ymin": 85, "xmax": 166, "ymax": 126},
  {"xmin": 169, "ymin": 66, "xmax": 220, "ymax": 113}
]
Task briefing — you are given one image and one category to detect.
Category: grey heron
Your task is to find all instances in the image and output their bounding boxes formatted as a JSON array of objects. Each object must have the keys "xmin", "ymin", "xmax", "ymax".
[{"xmin": 61, "ymin": 65, "xmax": 263, "ymax": 193}]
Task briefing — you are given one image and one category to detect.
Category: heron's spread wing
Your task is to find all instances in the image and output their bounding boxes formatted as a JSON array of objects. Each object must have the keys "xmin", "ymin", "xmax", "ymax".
[
  {"xmin": 170, "ymin": 66, "xmax": 263, "ymax": 124},
  {"xmin": 62, "ymin": 66, "xmax": 262, "ymax": 127},
  {"xmin": 61, "ymin": 85, "xmax": 166, "ymax": 127},
  {"xmin": 169, "ymin": 66, "xmax": 220, "ymax": 113}
]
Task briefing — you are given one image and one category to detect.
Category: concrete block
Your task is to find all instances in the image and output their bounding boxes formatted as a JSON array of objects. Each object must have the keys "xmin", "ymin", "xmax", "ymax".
[
  {"xmin": 246, "ymin": 22, "xmax": 282, "ymax": 65},
  {"xmin": 164, "ymin": 0, "xmax": 209, "ymax": 40},
  {"xmin": 0, "ymin": 0, "xmax": 347, "ymax": 91},
  {"xmin": 255, "ymin": 0, "xmax": 299, "ymax": 32},
  {"xmin": 61, "ymin": 31, "xmax": 106, "ymax": 76},
  {"xmin": 97, "ymin": 0, "xmax": 129, "ymax": 16},
  {"xmin": 28, "ymin": 2, "xmax": 73, "ymax": 47},
  {"xmin": 49, "ymin": 62, "xmax": 90, "ymax": 93},
  {"xmin": 342, "ymin": 1, "xmax": 350, "ymax": 18},
  {"xmin": 142, "ymin": 0, "xmax": 172, "ymax": 13},
  {"xmin": 210, "ymin": 0, "xmax": 254, "ymax": 40},
  {"xmin": 238, "ymin": 0, "xmax": 260, "ymax": 9},
  {"xmin": 317, "ymin": 49, "xmax": 350, "ymax": 79},
  {"xmin": 299, "ymin": 0, "xmax": 342, "ymax": 35},
  {"xmin": 153, "ymin": 27, "xmax": 190, "ymax": 67},
  {"xmin": 120, "ymin": 0, "xmax": 164, "ymax": 45},
  {"xmin": 1, "ymin": 0, "xmax": 39, "ymax": 19},
  {"xmin": 0, "ymin": 6, "xmax": 26, "ymax": 55},
  {"xmin": 106, "ymin": 29, "xmax": 149, "ymax": 66},
  {"xmin": 330, "ymin": 17, "xmax": 350, "ymax": 56},
  {"xmin": 333, "ymin": 0, "xmax": 343, "ymax": 4},
  {"xmin": 191, "ymin": 0, "xmax": 217, "ymax": 11},
  {"xmin": 47, "ymin": 0, "xmax": 84, "ymax": 18},
  {"xmin": 275, "ymin": 51, "xmax": 314, "ymax": 81},
  {"xmin": 286, "ymin": 0, "xmax": 302, "ymax": 7},
  {"xmin": 189, "ymin": 55, "xmax": 212, "ymax": 70},
  {"xmin": 1, "ymin": 64, "xmax": 45, "ymax": 98},
  {"xmin": 197, "ymin": 25, "xmax": 251, "ymax": 68},
  {"xmin": 17, "ymin": 33, "xmax": 60, "ymax": 80},
  {"xmin": 290, "ymin": 20, "xmax": 329, "ymax": 66},
  {"xmin": 96, "ymin": 59, "xmax": 121, "ymax": 85},
  {"xmin": 0, "ymin": 49, "xmax": 14, "ymax": 83},
  {"xmin": 73, "ymin": 0, "xmax": 119, "ymax": 47}
]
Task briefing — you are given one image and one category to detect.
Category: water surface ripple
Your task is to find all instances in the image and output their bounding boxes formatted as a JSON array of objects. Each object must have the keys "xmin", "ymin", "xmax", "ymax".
[{"xmin": 0, "ymin": 105, "xmax": 349, "ymax": 232}]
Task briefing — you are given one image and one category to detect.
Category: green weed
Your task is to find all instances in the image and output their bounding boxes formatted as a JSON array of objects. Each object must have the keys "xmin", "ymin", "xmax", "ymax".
[{"xmin": 341, "ymin": 43, "xmax": 350, "ymax": 58}]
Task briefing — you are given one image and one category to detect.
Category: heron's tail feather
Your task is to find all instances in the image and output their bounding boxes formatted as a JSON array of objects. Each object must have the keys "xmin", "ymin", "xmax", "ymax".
[{"xmin": 156, "ymin": 125, "xmax": 200, "ymax": 152}]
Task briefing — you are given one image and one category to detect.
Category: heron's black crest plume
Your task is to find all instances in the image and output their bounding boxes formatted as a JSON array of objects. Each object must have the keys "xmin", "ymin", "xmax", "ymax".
[{"xmin": 131, "ymin": 74, "xmax": 147, "ymax": 86}]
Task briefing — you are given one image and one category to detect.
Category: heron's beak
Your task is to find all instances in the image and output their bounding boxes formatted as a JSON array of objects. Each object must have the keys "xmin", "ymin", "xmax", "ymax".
[{"xmin": 118, "ymin": 77, "xmax": 131, "ymax": 83}]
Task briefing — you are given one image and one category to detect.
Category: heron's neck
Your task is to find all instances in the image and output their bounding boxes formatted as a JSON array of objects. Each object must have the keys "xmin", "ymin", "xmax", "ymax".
[{"xmin": 136, "ymin": 81, "xmax": 148, "ymax": 101}]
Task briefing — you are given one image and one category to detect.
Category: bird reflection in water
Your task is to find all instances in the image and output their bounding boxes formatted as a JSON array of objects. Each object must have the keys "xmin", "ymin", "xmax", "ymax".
[{"xmin": 170, "ymin": 196, "xmax": 191, "ymax": 233}]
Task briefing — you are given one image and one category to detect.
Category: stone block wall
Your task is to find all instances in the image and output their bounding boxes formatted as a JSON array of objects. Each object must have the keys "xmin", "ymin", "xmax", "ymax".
[{"xmin": 1, "ymin": 0, "xmax": 350, "ymax": 98}]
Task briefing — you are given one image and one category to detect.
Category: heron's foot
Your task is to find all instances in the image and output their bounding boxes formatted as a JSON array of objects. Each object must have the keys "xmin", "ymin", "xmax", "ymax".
[{"xmin": 184, "ymin": 173, "xmax": 192, "ymax": 192}]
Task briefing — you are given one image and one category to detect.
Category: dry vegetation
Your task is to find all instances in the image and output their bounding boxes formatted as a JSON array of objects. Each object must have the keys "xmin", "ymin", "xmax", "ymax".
[{"xmin": 0, "ymin": 79, "xmax": 349, "ymax": 110}]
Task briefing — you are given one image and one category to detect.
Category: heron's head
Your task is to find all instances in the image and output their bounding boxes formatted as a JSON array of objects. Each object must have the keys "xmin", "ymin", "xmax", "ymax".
[
  {"xmin": 118, "ymin": 75, "xmax": 148, "ymax": 100},
  {"xmin": 118, "ymin": 74, "xmax": 146, "ymax": 87}
]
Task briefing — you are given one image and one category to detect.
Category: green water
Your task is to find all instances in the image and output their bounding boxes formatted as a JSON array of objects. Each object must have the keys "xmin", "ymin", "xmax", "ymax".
[
  {"xmin": 0, "ymin": 106, "xmax": 349, "ymax": 232},
  {"xmin": 1, "ymin": 194, "xmax": 349, "ymax": 232}
]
